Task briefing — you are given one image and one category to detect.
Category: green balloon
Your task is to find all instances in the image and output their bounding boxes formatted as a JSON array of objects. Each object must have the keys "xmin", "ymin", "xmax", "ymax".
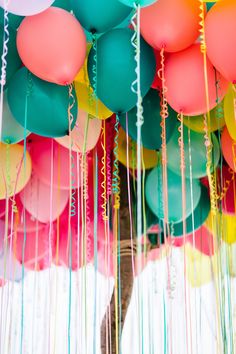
[
  {"xmin": 120, "ymin": 88, "xmax": 177, "ymax": 150},
  {"xmin": 162, "ymin": 185, "xmax": 210, "ymax": 237},
  {"xmin": 0, "ymin": 25, "xmax": 21, "ymax": 85},
  {"xmin": 2, "ymin": 90, "xmax": 30, "ymax": 144},
  {"xmin": 88, "ymin": 29, "xmax": 155, "ymax": 113},
  {"xmin": 7, "ymin": 68, "xmax": 77, "ymax": 138},
  {"xmin": 70, "ymin": 0, "xmax": 131, "ymax": 33},
  {"xmin": 52, "ymin": 0, "xmax": 72, "ymax": 11},
  {"xmin": 0, "ymin": 8, "xmax": 23, "ymax": 29},
  {"xmin": 145, "ymin": 165, "xmax": 201, "ymax": 223},
  {"xmin": 118, "ymin": 0, "xmax": 156, "ymax": 8},
  {"xmin": 167, "ymin": 126, "xmax": 220, "ymax": 179}
]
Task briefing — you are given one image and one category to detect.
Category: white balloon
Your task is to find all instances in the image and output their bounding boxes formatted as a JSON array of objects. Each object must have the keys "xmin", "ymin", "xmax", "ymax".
[{"xmin": 0, "ymin": 0, "xmax": 54, "ymax": 16}]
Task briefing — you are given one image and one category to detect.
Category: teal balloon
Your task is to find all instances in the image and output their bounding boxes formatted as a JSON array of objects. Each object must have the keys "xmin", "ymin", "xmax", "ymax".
[
  {"xmin": 52, "ymin": 0, "xmax": 72, "ymax": 11},
  {"xmin": 0, "ymin": 25, "xmax": 21, "ymax": 85},
  {"xmin": 162, "ymin": 185, "xmax": 210, "ymax": 237},
  {"xmin": 7, "ymin": 68, "xmax": 77, "ymax": 138},
  {"xmin": 120, "ymin": 88, "xmax": 177, "ymax": 150},
  {"xmin": 167, "ymin": 127, "xmax": 220, "ymax": 179},
  {"xmin": 118, "ymin": 0, "xmax": 157, "ymax": 8},
  {"xmin": 88, "ymin": 29, "xmax": 155, "ymax": 113},
  {"xmin": 0, "ymin": 8, "xmax": 23, "ymax": 29},
  {"xmin": 145, "ymin": 165, "xmax": 201, "ymax": 223},
  {"xmin": 70, "ymin": 0, "xmax": 131, "ymax": 33},
  {"xmin": 1, "ymin": 91, "xmax": 30, "ymax": 144},
  {"xmin": 206, "ymin": 2, "xmax": 215, "ymax": 11}
]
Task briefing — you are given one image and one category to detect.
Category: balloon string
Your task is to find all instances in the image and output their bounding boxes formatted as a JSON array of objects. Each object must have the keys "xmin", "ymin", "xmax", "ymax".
[{"xmin": 101, "ymin": 120, "xmax": 108, "ymax": 221}]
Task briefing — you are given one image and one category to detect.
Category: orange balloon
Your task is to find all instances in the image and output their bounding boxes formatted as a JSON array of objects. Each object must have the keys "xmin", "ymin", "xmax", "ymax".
[
  {"xmin": 17, "ymin": 7, "xmax": 86, "ymax": 85},
  {"xmin": 55, "ymin": 109, "xmax": 102, "ymax": 153},
  {"xmin": 221, "ymin": 126, "xmax": 236, "ymax": 172},
  {"xmin": 140, "ymin": 0, "xmax": 204, "ymax": 52},
  {"xmin": 165, "ymin": 44, "xmax": 229, "ymax": 116}
]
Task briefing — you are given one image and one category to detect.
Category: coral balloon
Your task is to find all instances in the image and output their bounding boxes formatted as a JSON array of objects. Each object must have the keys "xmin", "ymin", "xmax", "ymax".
[
  {"xmin": 19, "ymin": 174, "xmax": 69, "ymax": 223},
  {"xmin": 140, "ymin": 0, "xmax": 202, "ymax": 52},
  {"xmin": 7, "ymin": 67, "xmax": 77, "ymax": 138},
  {"xmin": 2, "ymin": 91, "xmax": 30, "ymax": 144},
  {"xmin": 224, "ymin": 85, "xmax": 236, "ymax": 141},
  {"xmin": 88, "ymin": 29, "xmax": 155, "ymax": 113},
  {"xmin": 70, "ymin": 0, "xmax": 131, "ymax": 33},
  {"xmin": 0, "ymin": 143, "xmax": 32, "ymax": 200},
  {"xmin": 17, "ymin": 7, "xmax": 86, "ymax": 85},
  {"xmin": 29, "ymin": 137, "xmax": 81, "ymax": 190},
  {"xmin": 205, "ymin": 0, "xmax": 236, "ymax": 82},
  {"xmin": 145, "ymin": 165, "xmax": 201, "ymax": 223},
  {"xmin": 165, "ymin": 44, "xmax": 229, "ymax": 116},
  {"xmin": 221, "ymin": 127, "xmax": 236, "ymax": 172},
  {"xmin": 55, "ymin": 109, "xmax": 101, "ymax": 153},
  {"xmin": 0, "ymin": 0, "xmax": 54, "ymax": 16},
  {"xmin": 183, "ymin": 103, "xmax": 225, "ymax": 133}
]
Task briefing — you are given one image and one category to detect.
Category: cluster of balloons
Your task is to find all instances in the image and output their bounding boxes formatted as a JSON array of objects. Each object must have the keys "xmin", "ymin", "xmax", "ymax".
[{"xmin": 1, "ymin": 0, "xmax": 236, "ymax": 283}]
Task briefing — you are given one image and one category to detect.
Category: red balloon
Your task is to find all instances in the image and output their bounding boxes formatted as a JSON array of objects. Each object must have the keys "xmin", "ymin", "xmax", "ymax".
[
  {"xmin": 221, "ymin": 126, "xmax": 236, "ymax": 172},
  {"xmin": 221, "ymin": 165, "xmax": 236, "ymax": 215},
  {"xmin": 165, "ymin": 44, "xmax": 229, "ymax": 115},
  {"xmin": 205, "ymin": 0, "xmax": 236, "ymax": 83},
  {"xmin": 151, "ymin": 50, "xmax": 163, "ymax": 91},
  {"xmin": 140, "ymin": 0, "xmax": 203, "ymax": 53},
  {"xmin": 17, "ymin": 7, "xmax": 86, "ymax": 85}
]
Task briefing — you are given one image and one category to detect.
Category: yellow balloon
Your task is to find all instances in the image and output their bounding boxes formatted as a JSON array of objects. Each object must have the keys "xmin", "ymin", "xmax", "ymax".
[
  {"xmin": 205, "ymin": 210, "xmax": 236, "ymax": 244},
  {"xmin": 0, "ymin": 143, "xmax": 32, "ymax": 200},
  {"xmin": 118, "ymin": 127, "xmax": 158, "ymax": 170},
  {"xmin": 184, "ymin": 244, "xmax": 218, "ymax": 287},
  {"xmin": 74, "ymin": 44, "xmax": 113, "ymax": 120},
  {"xmin": 183, "ymin": 104, "xmax": 225, "ymax": 133},
  {"xmin": 224, "ymin": 84, "xmax": 236, "ymax": 141}
]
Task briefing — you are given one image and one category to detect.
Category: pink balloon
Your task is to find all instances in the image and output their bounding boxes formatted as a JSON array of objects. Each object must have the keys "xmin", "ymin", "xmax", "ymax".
[
  {"xmin": 17, "ymin": 7, "xmax": 86, "ymax": 85},
  {"xmin": 0, "ymin": 0, "xmax": 54, "ymax": 16},
  {"xmin": 14, "ymin": 224, "xmax": 56, "ymax": 271},
  {"xmin": 29, "ymin": 137, "xmax": 81, "ymax": 190},
  {"xmin": 165, "ymin": 44, "xmax": 229, "ymax": 115},
  {"xmin": 0, "ymin": 200, "xmax": 6, "ymax": 219},
  {"xmin": 205, "ymin": 0, "xmax": 236, "ymax": 83},
  {"xmin": 19, "ymin": 174, "xmax": 69, "ymax": 223},
  {"xmin": 140, "ymin": 0, "xmax": 203, "ymax": 52},
  {"xmin": 188, "ymin": 226, "xmax": 215, "ymax": 257},
  {"xmin": 55, "ymin": 109, "xmax": 102, "ymax": 153}
]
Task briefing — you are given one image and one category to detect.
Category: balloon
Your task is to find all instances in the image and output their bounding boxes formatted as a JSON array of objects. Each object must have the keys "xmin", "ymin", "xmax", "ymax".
[
  {"xmin": 14, "ymin": 225, "xmax": 56, "ymax": 271},
  {"xmin": 151, "ymin": 50, "xmax": 165, "ymax": 91},
  {"xmin": 0, "ymin": 0, "xmax": 54, "ymax": 16},
  {"xmin": 118, "ymin": 127, "xmax": 158, "ymax": 169},
  {"xmin": 145, "ymin": 165, "xmax": 201, "ymax": 223},
  {"xmin": 0, "ymin": 25, "xmax": 21, "ymax": 85},
  {"xmin": 52, "ymin": 0, "xmax": 72, "ymax": 11},
  {"xmin": 183, "ymin": 103, "xmax": 225, "ymax": 133},
  {"xmin": 165, "ymin": 44, "xmax": 229, "ymax": 116},
  {"xmin": 221, "ymin": 127, "xmax": 236, "ymax": 172},
  {"xmin": 120, "ymin": 88, "xmax": 176, "ymax": 150},
  {"xmin": 205, "ymin": 0, "xmax": 236, "ymax": 82},
  {"xmin": 140, "ymin": 0, "xmax": 202, "ymax": 52},
  {"xmin": 87, "ymin": 28, "xmax": 155, "ymax": 113},
  {"xmin": 17, "ymin": 7, "xmax": 86, "ymax": 85},
  {"xmin": 164, "ymin": 185, "xmax": 210, "ymax": 237},
  {"xmin": 0, "ymin": 246, "xmax": 24, "ymax": 282},
  {"xmin": 0, "ymin": 8, "xmax": 23, "ymax": 29},
  {"xmin": 224, "ymin": 85, "xmax": 236, "ymax": 141},
  {"xmin": 167, "ymin": 126, "xmax": 220, "ymax": 178},
  {"xmin": 19, "ymin": 174, "xmax": 69, "ymax": 223},
  {"xmin": 55, "ymin": 110, "xmax": 101, "ymax": 153},
  {"xmin": 206, "ymin": 3, "xmax": 216, "ymax": 11},
  {"xmin": 70, "ymin": 0, "xmax": 131, "ymax": 33},
  {"xmin": 221, "ymin": 166, "xmax": 236, "ymax": 215},
  {"xmin": 0, "ymin": 143, "xmax": 32, "ymax": 200},
  {"xmin": 205, "ymin": 210, "xmax": 236, "ymax": 245},
  {"xmin": 7, "ymin": 67, "xmax": 77, "ymax": 138},
  {"xmin": 1, "ymin": 91, "xmax": 30, "ymax": 144},
  {"xmin": 29, "ymin": 137, "xmax": 81, "ymax": 190},
  {"xmin": 119, "ymin": 0, "xmax": 156, "ymax": 7}
]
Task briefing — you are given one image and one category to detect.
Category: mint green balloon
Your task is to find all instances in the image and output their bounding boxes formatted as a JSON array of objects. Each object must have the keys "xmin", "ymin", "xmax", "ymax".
[
  {"xmin": 1, "ymin": 91, "xmax": 30, "ymax": 144},
  {"xmin": 88, "ymin": 28, "xmax": 155, "ymax": 113},
  {"xmin": 7, "ymin": 68, "xmax": 77, "ymax": 138},
  {"xmin": 70, "ymin": 0, "xmax": 131, "ymax": 33},
  {"xmin": 145, "ymin": 165, "xmax": 201, "ymax": 223},
  {"xmin": 167, "ymin": 127, "xmax": 220, "ymax": 179},
  {"xmin": 118, "ymin": 0, "xmax": 157, "ymax": 8},
  {"xmin": 0, "ymin": 24, "xmax": 21, "ymax": 85},
  {"xmin": 0, "ymin": 8, "xmax": 23, "ymax": 29},
  {"xmin": 52, "ymin": 0, "xmax": 72, "ymax": 11}
]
